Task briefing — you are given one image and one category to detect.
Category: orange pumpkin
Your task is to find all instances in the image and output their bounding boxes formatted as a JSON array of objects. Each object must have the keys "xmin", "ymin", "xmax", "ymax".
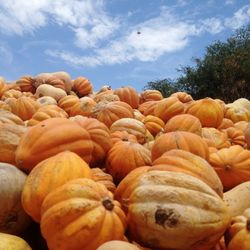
[
  {"xmin": 224, "ymin": 127, "xmax": 246, "ymax": 146},
  {"xmin": 164, "ymin": 114, "xmax": 202, "ymax": 136},
  {"xmin": 218, "ymin": 118, "xmax": 234, "ymax": 130},
  {"xmin": 142, "ymin": 115, "xmax": 165, "ymax": 136},
  {"xmin": 152, "ymin": 131, "xmax": 209, "ymax": 161},
  {"xmin": 69, "ymin": 97, "xmax": 96, "ymax": 117},
  {"xmin": 234, "ymin": 121, "xmax": 248, "ymax": 133},
  {"xmin": 245, "ymin": 122, "xmax": 250, "ymax": 149},
  {"xmin": 57, "ymin": 94, "xmax": 79, "ymax": 114},
  {"xmin": 16, "ymin": 76, "xmax": 36, "ymax": 93},
  {"xmin": 1, "ymin": 89, "xmax": 22, "ymax": 100},
  {"xmin": 0, "ymin": 78, "xmax": 7, "ymax": 98},
  {"xmin": 152, "ymin": 149, "xmax": 223, "ymax": 197},
  {"xmin": 40, "ymin": 178, "xmax": 127, "ymax": 250},
  {"xmin": 114, "ymin": 86, "xmax": 139, "ymax": 109},
  {"xmin": 154, "ymin": 96, "xmax": 185, "ymax": 122},
  {"xmin": 0, "ymin": 100, "xmax": 11, "ymax": 111},
  {"xmin": 185, "ymin": 97, "xmax": 224, "ymax": 128},
  {"xmin": 106, "ymin": 141, "xmax": 152, "ymax": 183},
  {"xmin": 21, "ymin": 151, "xmax": 92, "ymax": 222},
  {"xmin": 138, "ymin": 100, "xmax": 159, "ymax": 115},
  {"xmin": 91, "ymin": 101, "xmax": 134, "ymax": 128},
  {"xmin": 72, "ymin": 76, "xmax": 93, "ymax": 97},
  {"xmin": 0, "ymin": 109, "xmax": 24, "ymax": 125},
  {"xmin": 44, "ymin": 76, "xmax": 66, "ymax": 91},
  {"xmin": 139, "ymin": 89, "xmax": 163, "ymax": 103},
  {"xmin": 70, "ymin": 116, "xmax": 112, "ymax": 167},
  {"xmin": 209, "ymin": 145, "xmax": 250, "ymax": 190},
  {"xmin": 111, "ymin": 131, "xmax": 138, "ymax": 144},
  {"xmin": 15, "ymin": 117, "xmax": 94, "ymax": 172},
  {"xmin": 170, "ymin": 91, "xmax": 193, "ymax": 103}
]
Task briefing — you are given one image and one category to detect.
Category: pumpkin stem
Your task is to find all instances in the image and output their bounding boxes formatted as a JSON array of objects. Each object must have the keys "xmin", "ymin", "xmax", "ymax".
[
  {"xmin": 247, "ymin": 219, "xmax": 250, "ymax": 230},
  {"xmin": 102, "ymin": 198, "xmax": 114, "ymax": 211}
]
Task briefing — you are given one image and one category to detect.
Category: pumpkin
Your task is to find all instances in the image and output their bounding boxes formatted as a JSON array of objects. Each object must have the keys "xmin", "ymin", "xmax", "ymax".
[
  {"xmin": 164, "ymin": 113, "xmax": 202, "ymax": 136},
  {"xmin": 114, "ymin": 86, "xmax": 139, "ymax": 109},
  {"xmin": 0, "ymin": 123, "xmax": 27, "ymax": 164},
  {"xmin": 152, "ymin": 149, "xmax": 223, "ymax": 197},
  {"xmin": 69, "ymin": 97, "xmax": 96, "ymax": 117},
  {"xmin": 115, "ymin": 170, "xmax": 231, "ymax": 250},
  {"xmin": 70, "ymin": 116, "xmax": 112, "ymax": 166},
  {"xmin": 226, "ymin": 208, "xmax": 250, "ymax": 250},
  {"xmin": 21, "ymin": 151, "xmax": 92, "ymax": 222},
  {"xmin": 6, "ymin": 96, "xmax": 40, "ymax": 121},
  {"xmin": 154, "ymin": 96, "xmax": 185, "ymax": 122},
  {"xmin": 111, "ymin": 131, "xmax": 138, "ymax": 144},
  {"xmin": 224, "ymin": 127, "xmax": 246, "ymax": 146},
  {"xmin": 94, "ymin": 89, "xmax": 114, "ymax": 102},
  {"xmin": 72, "ymin": 76, "xmax": 93, "ymax": 97},
  {"xmin": 0, "ymin": 163, "xmax": 31, "ymax": 234},
  {"xmin": 170, "ymin": 91, "xmax": 193, "ymax": 103},
  {"xmin": 1, "ymin": 89, "xmax": 22, "ymax": 100},
  {"xmin": 110, "ymin": 118, "xmax": 147, "ymax": 144},
  {"xmin": 138, "ymin": 100, "xmax": 159, "ymax": 115},
  {"xmin": 15, "ymin": 117, "xmax": 94, "ymax": 172},
  {"xmin": 217, "ymin": 118, "xmax": 234, "ymax": 130},
  {"xmin": 142, "ymin": 115, "xmax": 165, "ymax": 136},
  {"xmin": 152, "ymin": 131, "xmax": 209, "ymax": 161},
  {"xmin": 139, "ymin": 89, "xmax": 163, "ymax": 103},
  {"xmin": 245, "ymin": 122, "xmax": 250, "ymax": 149},
  {"xmin": 234, "ymin": 121, "xmax": 248, "ymax": 133},
  {"xmin": 0, "ymin": 100, "xmax": 11, "ymax": 111},
  {"xmin": 91, "ymin": 101, "xmax": 134, "ymax": 128},
  {"xmin": 201, "ymin": 128, "xmax": 230, "ymax": 149},
  {"xmin": 133, "ymin": 109, "xmax": 145, "ymax": 122},
  {"xmin": 16, "ymin": 76, "xmax": 36, "ymax": 93},
  {"xmin": 36, "ymin": 96, "xmax": 57, "ymax": 106},
  {"xmin": 185, "ymin": 97, "xmax": 224, "ymax": 128},
  {"xmin": 58, "ymin": 94, "xmax": 80, "ymax": 114},
  {"xmin": 0, "ymin": 109, "xmax": 24, "ymax": 125},
  {"xmin": 40, "ymin": 178, "xmax": 127, "ymax": 250},
  {"xmin": 106, "ymin": 141, "xmax": 152, "ymax": 183},
  {"xmin": 35, "ymin": 84, "xmax": 67, "ymax": 101},
  {"xmin": 223, "ymin": 181, "xmax": 250, "ymax": 217},
  {"xmin": 224, "ymin": 106, "xmax": 250, "ymax": 123},
  {"xmin": 97, "ymin": 240, "xmax": 140, "ymax": 250},
  {"xmin": 27, "ymin": 105, "xmax": 68, "ymax": 126},
  {"xmin": 232, "ymin": 98, "xmax": 250, "ymax": 112},
  {"xmin": 0, "ymin": 233, "xmax": 32, "ymax": 250},
  {"xmin": 91, "ymin": 168, "xmax": 116, "ymax": 193},
  {"xmin": 209, "ymin": 145, "xmax": 250, "ymax": 190},
  {"xmin": 0, "ymin": 78, "xmax": 7, "ymax": 97},
  {"xmin": 44, "ymin": 76, "xmax": 66, "ymax": 90}
]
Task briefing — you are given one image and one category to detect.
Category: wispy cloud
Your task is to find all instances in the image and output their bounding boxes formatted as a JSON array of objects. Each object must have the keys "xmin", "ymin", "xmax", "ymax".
[
  {"xmin": 225, "ymin": 0, "xmax": 235, "ymax": 5},
  {"xmin": 0, "ymin": 44, "xmax": 13, "ymax": 65}
]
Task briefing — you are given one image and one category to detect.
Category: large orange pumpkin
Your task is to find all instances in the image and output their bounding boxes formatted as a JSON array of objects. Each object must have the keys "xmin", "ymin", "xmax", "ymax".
[
  {"xmin": 139, "ymin": 89, "xmax": 163, "ymax": 103},
  {"xmin": 40, "ymin": 178, "xmax": 127, "ymax": 250},
  {"xmin": 114, "ymin": 86, "xmax": 139, "ymax": 109},
  {"xmin": 209, "ymin": 145, "xmax": 250, "ymax": 190},
  {"xmin": 21, "ymin": 151, "xmax": 92, "ymax": 222},
  {"xmin": 151, "ymin": 131, "xmax": 209, "ymax": 161},
  {"xmin": 72, "ymin": 76, "xmax": 93, "ymax": 97},
  {"xmin": 110, "ymin": 131, "xmax": 138, "ymax": 144},
  {"xmin": 16, "ymin": 76, "xmax": 36, "ymax": 93},
  {"xmin": 69, "ymin": 97, "xmax": 96, "ymax": 117},
  {"xmin": 142, "ymin": 115, "xmax": 165, "ymax": 136},
  {"xmin": 138, "ymin": 100, "xmax": 159, "ymax": 115},
  {"xmin": 57, "ymin": 94, "xmax": 80, "ymax": 114},
  {"xmin": 15, "ymin": 117, "xmax": 94, "ymax": 172},
  {"xmin": 115, "ymin": 170, "xmax": 231, "ymax": 250}
]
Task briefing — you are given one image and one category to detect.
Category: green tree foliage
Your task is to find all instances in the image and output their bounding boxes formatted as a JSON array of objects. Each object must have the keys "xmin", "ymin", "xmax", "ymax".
[{"xmin": 144, "ymin": 25, "xmax": 250, "ymax": 102}]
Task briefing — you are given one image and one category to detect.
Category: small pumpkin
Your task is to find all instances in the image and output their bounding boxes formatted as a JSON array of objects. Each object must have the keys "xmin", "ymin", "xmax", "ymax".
[
  {"xmin": 40, "ymin": 178, "xmax": 127, "ymax": 250},
  {"xmin": 69, "ymin": 97, "xmax": 96, "ymax": 117},
  {"xmin": 36, "ymin": 96, "xmax": 57, "ymax": 106},
  {"xmin": 0, "ymin": 233, "xmax": 32, "ymax": 250},
  {"xmin": 57, "ymin": 94, "xmax": 80, "ymax": 114},
  {"xmin": 142, "ymin": 115, "xmax": 165, "ymax": 136},
  {"xmin": 35, "ymin": 84, "xmax": 67, "ymax": 101},
  {"xmin": 97, "ymin": 240, "xmax": 140, "ymax": 250},
  {"xmin": 16, "ymin": 76, "xmax": 36, "ymax": 93},
  {"xmin": 114, "ymin": 86, "xmax": 139, "ymax": 109},
  {"xmin": 170, "ymin": 91, "xmax": 193, "ymax": 103},
  {"xmin": 72, "ymin": 76, "xmax": 93, "ymax": 97},
  {"xmin": 139, "ymin": 89, "xmax": 163, "ymax": 103}
]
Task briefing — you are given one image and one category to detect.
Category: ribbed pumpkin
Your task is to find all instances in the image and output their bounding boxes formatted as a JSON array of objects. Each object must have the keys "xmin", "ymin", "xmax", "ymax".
[
  {"xmin": 110, "ymin": 118, "xmax": 147, "ymax": 144},
  {"xmin": 154, "ymin": 96, "xmax": 185, "ymax": 123},
  {"xmin": 106, "ymin": 141, "xmax": 152, "ymax": 183},
  {"xmin": 224, "ymin": 127, "xmax": 246, "ymax": 146},
  {"xmin": 152, "ymin": 149, "xmax": 223, "ymax": 197},
  {"xmin": 16, "ymin": 76, "xmax": 36, "ymax": 93},
  {"xmin": 69, "ymin": 97, "xmax": 96, "ymax": 117},
  {"xmin": 45, "ymin": 76, "xmax": 66, "ymax": 91},
  {"xmin": 36, "ymin": 96, "xmax": 57, "ymax": 106},
  {"xmin": 97, "ymin": 241, "xmax": 140, "ymax": 250},
  {"xmin": 152, "ymin": 131, "xmax": 209, "ymax": 161},
  {"xmin": 224, "ymin": 106, "xmax": 250, "ymax": 123},
  {"xmin": 164, "ymin": 114, "xmax": 202, "ymax": 136},
  {"xmin": 0, "ymin": 100, "xmax": 11, "ymax": 111},
  {"xmin": 21, "ymin": 151, "xmax": 92, "ymax": 222},
  {"xmin": 0, "ymin": 123, "xmax": 27, "ymax": 165},
  {"xmin": 209, "ymin": 145, "xmax": 250, "ymax": 190},
  {"xmin": 139, "ymin": 89, "xmax": 163, "ymax": 103},
  {"xmin": 0, "ymin": 163, "xmax": 31, "ymax": 234},
  {"xmin": 70, "ymin": 116, "xmax": 112, "ymax": 166},
  {"xmin": 27, "ymin": 105, "xmax": 68, "ymax": 126},
  {"xmin": 15, "ymin": 117, "xmax": 94, "ymax": 172},
  {"xmin": 91, "ymin": 168, "xmax": 116, "ymax": 193},
  {"xmin": 0, "ymin": 109, "xmax": 24, "ymax": 125},
  {"xmin": 94, "ymin": 89, "xmax": 114, "ymax": 103},
  {"xmin": 111, "ymin": 131, "xmax": 138, "ymax": 144},
  {"xmin": 6, "ymin": 96, "xmax": 40, "ymax": 121},
  {"xmin": 234, "ymin": 121, "xmax": 248, "ymax": 133},
  {"xmin": 115, "ymin": 170, "xmax": 231, "ymax": 250},
  {"xmin": 217, "ymin": 118, "xmax": 234, "ymax": 130},
  {"xmin": 0, "ymin": 233, "xmax": 32, "ymax": 250},
  {"xmin": 58, "ymin": 94, "xmax": 79, "ymax": 114},
  {"xmin": 1, "ymin": 89, "xmax": 22, "ymax": 100},
  {"xmin": 170, "ymin": 91, "xmax": 193, "ymax": 103},
  {"xmin": 40, "ymin": 178, "xmax": 127, "ymax": 250},
  {"xmin": 138, "ymin": 100, "xmax": 159, "ymax": 115},
  {"xmin": 72, "ymin": 76, "xmax": 93, "ymax": 97},
  {"xmin": 226, "ymin": 208, "xmax": 250, "ymax": 250},
  {"xmin": 201, "ymin": 128, "xmax": 230, "ymax": 149},
  {"xmin": 185, "ymin": 97, "xmax": 224, "ymax": 128},
  {"xmin": 91, "ymin": 101, "xmax": 134, "ymax": 128},
  {"xmin": 114, "ymin": 86, "xmax": 139, "ymax": 109},
  {"xmin": 142, "ymin": 115, "xmax": 165, "ymax": 136}
]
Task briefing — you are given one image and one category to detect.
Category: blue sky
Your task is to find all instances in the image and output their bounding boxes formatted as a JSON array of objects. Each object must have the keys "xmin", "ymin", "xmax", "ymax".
[{"xmin": 0, "ymin": 0, "xmax": 250, "ymax": 91}]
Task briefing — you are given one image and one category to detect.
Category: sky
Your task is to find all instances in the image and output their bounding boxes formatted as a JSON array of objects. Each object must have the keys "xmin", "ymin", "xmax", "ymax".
[{"xmin": 0, "ymin": 0, "xmax": 250, "ymax": 91}]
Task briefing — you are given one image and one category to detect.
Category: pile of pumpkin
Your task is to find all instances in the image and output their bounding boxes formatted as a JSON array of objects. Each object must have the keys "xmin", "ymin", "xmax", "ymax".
[{"xmin": 0, "ymin": 71, "xmax": 250, "ymax": 250}]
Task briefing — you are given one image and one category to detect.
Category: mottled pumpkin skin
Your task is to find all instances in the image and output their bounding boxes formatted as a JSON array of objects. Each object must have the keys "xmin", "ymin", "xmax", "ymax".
[
  {"xmin": 41, "ymin": 178, "xmax": 127, "ymax": 250},
  {"xmin": 15, "ymin": 117, "xmax": 94, "ymax": 172},
  {"xmin": 0, "ymin": 233, "xmax": 32, "ymax": 250},
  {"xmin": 21, "ymin": 151, "xmax": 92, "ymax": 222},
  {"xmin": 115, "ymin": 170, "xmax": 231, "ymax": 250},
  {"xmin": 0, "ymin": 163, "xmax": 31, "ymax": 234}
]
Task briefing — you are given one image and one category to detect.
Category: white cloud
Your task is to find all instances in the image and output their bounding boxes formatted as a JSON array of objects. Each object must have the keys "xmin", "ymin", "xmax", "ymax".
[
  {"xmin": 225, "ymin": 0, "xmax": 235, "ymax": 5},
  {"xmin": 0, "ymin": 44, "xmax": 13, "ymax": 64},
  {"xmin": 201, "ymin": 18, "xmax": 224, "ymax": 34},
  {"xmin": 225, "ymin": 4, "xmax": 250, "ymax": 29}
]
